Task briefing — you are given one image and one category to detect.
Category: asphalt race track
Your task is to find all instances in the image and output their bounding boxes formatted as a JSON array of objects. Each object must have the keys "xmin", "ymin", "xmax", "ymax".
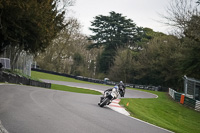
[
  {"xmin": 42, "ymin": 79, "xmax": 158, "ymax": 99},
  {"xmin": 0, "ymin": 82, "xmax": 172, "ymax": 133}
]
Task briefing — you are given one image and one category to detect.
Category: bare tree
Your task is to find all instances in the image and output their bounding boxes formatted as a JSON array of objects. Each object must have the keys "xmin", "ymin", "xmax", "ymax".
[
  {"xmin": 35, "ymin": 18, "xmax": 100, "ymax": 76},
  {"xmin": 162, "ymin": 0, "xmax": 200, "ymax": 35}
]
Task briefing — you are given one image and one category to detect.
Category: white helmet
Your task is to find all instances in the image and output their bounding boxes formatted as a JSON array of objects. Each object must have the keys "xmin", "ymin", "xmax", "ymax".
[{"xmin": 120, "ymin": 81, "xmax": 123, "ymax": 83}]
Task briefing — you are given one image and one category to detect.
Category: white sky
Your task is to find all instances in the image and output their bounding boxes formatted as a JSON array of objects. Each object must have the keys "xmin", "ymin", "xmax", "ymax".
[{"xmin": 68, "ymin": 0, "xmax": 172, "ymax": 35}]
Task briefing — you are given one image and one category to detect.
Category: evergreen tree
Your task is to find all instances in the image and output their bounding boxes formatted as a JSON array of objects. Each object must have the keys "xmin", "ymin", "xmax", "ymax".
[
  {"xmin": 88, "ymin": 11, "xmax": 143, "ymax": 73},
  {"xmin": 0, "ymin": 0, "xmax": 68, "ymax": 54}
]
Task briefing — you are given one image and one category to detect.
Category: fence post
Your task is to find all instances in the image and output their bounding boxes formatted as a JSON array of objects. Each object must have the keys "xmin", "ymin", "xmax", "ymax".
[
  {"xmin": 172, "ymin": 89, "xmax": 175, "ymax": 99},
  {"xmin": 195, "ymin": 100, "xmax": 200, "ymax": 112}
]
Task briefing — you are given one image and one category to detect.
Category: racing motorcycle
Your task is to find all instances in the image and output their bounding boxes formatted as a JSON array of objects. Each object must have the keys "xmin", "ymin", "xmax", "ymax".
[
  {"xmin": 119, "ymin": 85, "xmax": 125, "ymax": 97},
  {"xmin": 98, "ymin": 86, "xmax": 119, "ymax": 107}
]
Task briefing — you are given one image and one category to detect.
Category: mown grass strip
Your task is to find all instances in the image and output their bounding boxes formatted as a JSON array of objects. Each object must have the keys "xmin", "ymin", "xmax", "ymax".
[
  {"xmin": 120, "ymin": 90, "xmax": 200, "ymax": 133},
  {"xmin": 31, "ymin": 71, "xmax": 81, "ymax": 82},
  {"xmin": 31, "ymin": 71, "xmax": 104, "ymax": 85},
  {"xmin": 51, "ymin": 84, "xmax": 101, "ymax": 95}
]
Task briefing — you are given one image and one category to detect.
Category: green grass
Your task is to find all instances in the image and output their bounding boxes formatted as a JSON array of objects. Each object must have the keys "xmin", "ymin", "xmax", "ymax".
[
  {"xmin": 31, "ymin": 71, "xmax": 102, "ymax": 95},
  {"xmin": 51, "ymin": 84, "xmax": 101, "ymax": 95},
  {"xmin": 120, "ymin": 90, "xmax": 200, "ymax": 133},
  {"xmin": 31, "ymin": 71, "xmax": 81, "ymax": 82},
  {"xmin": 4, "ymin": 69, "xmax": 40, "ymax": 81},
  {"xmin": 32, "ymin": 70, "xmax": 200, "ymax": 133},
  {"xmin": 31, "ymin": 71, "xmax": 102, "ymax": 84}
]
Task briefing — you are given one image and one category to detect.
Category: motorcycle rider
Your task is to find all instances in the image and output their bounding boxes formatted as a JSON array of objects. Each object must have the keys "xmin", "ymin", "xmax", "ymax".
[
  {"xmin": 117, "ymin": 81, "xmax": 126, "ymax": 97},
  {"xmin": 98, "ymin": 86, "xmax": 119, "ymax": 105}
]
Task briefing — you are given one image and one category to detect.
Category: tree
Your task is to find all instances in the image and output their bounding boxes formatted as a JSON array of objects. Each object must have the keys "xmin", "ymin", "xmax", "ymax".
[
  {"xmin": 35, "ymin": 18, "xmax": 100, "ymax": 77},
  {"xmin": 108, "ymin": 49, "xmax": 133, "ymax": 83},
  {"xmin": 132, "ymin": 35, "xmax": 183, "ymax": 88},
  {"xmin": 0, "ymin": 0, "xmax": 72, "ymax": 54},
  {"xmin": 134, "ymin": 28, "xmax": 165, "ymax": 51},
  {"xmin": 35, "ymin": 18, "xmax": 81, "ymax": 73},
  {"xmin": 70, "ymin": 52, "xmax": 84, "ymax": 75},
  {"xmin": 163, "ymin": 0, "xmax": 200, "ymax": 80},
  {"xmin": 88, "ymin": 11, "xmax": 143, "ymax": 73},
  {"xmin": 162, "ymin": 0, "xmax": 200, "ymax": 36},
  {"xmin": 181, "ymin": 15, "xmax": 200, "ymax": 79}
]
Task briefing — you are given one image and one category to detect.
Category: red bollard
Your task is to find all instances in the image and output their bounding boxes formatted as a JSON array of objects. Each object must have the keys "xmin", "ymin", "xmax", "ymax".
[{"xmin": 180, "ymin": 94, "xmax": 185, "ymax": 104}]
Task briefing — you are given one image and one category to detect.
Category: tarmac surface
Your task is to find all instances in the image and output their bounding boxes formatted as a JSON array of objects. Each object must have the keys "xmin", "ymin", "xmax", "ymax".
[{"xmin": 0, "ymin": 82, "xmax": 172, "ymax": 133}]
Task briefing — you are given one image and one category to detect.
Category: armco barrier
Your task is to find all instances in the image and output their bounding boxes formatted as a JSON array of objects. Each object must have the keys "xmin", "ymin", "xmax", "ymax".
[
  {"xmin": 32, "ymin": 68, "xmax": 168, "ymax": 92},
  {"xmin": 168, "ymin": 88, "xmax": 200, "ymax": 112},
  {"xmin": 31, "ymin": 68, "xmax": 75, "ymax": 78},
  {"xmin": 0, "ymin": 71, "xmax": 51, "ymax": 89}
]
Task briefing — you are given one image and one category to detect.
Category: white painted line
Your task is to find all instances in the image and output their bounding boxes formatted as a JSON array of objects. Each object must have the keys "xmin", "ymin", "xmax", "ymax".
[
  {"xmin": 127, "ymin": 116, "xmax": 174, "ymax": 133},
  {"xmin": 0, "ymin": 120, "xmax": 9, "ymax": 133},
  {"xmin": 64, "ymin": 85, "xmax": 104, "ymax": 94},
  {"xmin": 107, "ymin": 99, "xmax": 173, "ymax": 132},
  {"xmin": 135, "ymin": 89, "xmax": 158, "ymax": 98}
]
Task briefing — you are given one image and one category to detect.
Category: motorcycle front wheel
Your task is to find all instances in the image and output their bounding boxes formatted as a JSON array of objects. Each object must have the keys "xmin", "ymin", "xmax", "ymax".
[{"xmin": 99, "ymin": 98, "xmax": 109, "ymax": 107}]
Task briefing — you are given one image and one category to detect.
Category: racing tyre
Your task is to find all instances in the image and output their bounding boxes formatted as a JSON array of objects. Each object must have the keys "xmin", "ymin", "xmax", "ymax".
[{"xmin": 99, "ymin": 98, "xmax": 109, "ymax": 107}]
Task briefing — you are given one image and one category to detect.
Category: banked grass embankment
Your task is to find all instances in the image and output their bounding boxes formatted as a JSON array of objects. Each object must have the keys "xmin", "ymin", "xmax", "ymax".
[{"xmin": 120, "ymin": 90, "xmax": 200, "ymax": 133}]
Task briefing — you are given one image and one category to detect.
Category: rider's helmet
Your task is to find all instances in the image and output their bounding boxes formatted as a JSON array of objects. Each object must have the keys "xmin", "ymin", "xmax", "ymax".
[
  {"xmin": 120, "ymin": 81, "xmax": 123, "ymax": 84},
  {"xmin": 113, "ymin": 86, "xmax": 119, "ymax": 92},
  {"xmin": 114, "ymin": 86, "xmax": 119, "ymax": 89}
]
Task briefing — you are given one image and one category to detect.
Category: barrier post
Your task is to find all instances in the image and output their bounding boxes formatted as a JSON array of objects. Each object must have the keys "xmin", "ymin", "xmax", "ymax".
[{"xmin": 180, "ymin": 94, "xmax": 185, "ymax": 104}]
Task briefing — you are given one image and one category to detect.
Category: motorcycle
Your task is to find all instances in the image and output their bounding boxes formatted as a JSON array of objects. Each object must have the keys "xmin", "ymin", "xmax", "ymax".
[
  {"xmin": 98, "ymin": 86, "xmax": 119, "ymax": 107},
  {"xmin": 119, "ymin": 85, "xmax": 125, "ymax": 97}
]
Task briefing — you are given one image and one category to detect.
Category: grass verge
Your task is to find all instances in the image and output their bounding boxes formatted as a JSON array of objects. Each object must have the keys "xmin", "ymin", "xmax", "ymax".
[
  {"xmin": 51, "ymin": 84, "xmax": 101, "ymax": 95},
  {"xmin": 32, "ymin": 70, "xmax": 200, "ymax": 132},
  {"xmin": 120, "ymin": 90, "xmax": 200, "ymax": 133},
  {"xmin": 31, "ymin": 71, "xmax": 102, "ymax": 84},
  {"xmin": 31, "ymin": 71, "xmax": 102, "ymax": 95}
]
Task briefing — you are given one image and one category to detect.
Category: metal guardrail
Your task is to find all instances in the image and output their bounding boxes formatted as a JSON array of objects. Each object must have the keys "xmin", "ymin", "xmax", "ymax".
[
  {"xmin": 32, "ymin": 68, "xmax": 168, "ymax": 92},
  {"xmin": 183, "ymin": 75, "xmax": 200, "ymax": 100}
]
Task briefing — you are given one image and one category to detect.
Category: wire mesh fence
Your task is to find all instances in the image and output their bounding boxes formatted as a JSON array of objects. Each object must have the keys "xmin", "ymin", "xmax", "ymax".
[
  {"xmin": 0, "ymin": 48, "xmax": 33, "ymax": 76},
  {"xmin": 183, "ymin": 75, "xmax": 200, "ymax": 100},
  {"xmin": 13, "ymin": 52, "xmax": 33, "ymax": 76}
]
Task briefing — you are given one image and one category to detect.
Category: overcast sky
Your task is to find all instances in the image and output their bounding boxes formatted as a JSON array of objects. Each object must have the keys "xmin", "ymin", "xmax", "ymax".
[{"xmin": 68, "ymin": 0, "xmax": 171, "ymax": 35}]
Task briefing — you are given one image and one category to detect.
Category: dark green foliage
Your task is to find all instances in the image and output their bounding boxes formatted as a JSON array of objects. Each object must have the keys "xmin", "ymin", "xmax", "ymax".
[
  {"xmin": 98, "ymin": 49, "xmax": 116, "ymax": 73},
  {"xmin": 88, "ymin": 11, "xmax": 142, "ymax": 49},
  {"xmin": 88, "ymin": 11, "xmax": 143, "ymax": 73},
  {"xmin": 70, "ymin": 52, "xmax": 84, "ymax": 75},
  {"xmin": 0, "ymin": 0, "xmax": 66, "ymax": 54},
  {"xmin": 108, "ymin": 49, "xmax": 134, "ymax": 83},
  {"xmin": 181, "ymin": 15, "xmax": 200, "ymax": 79},
  {"xmin": 129, "ymin": 35, "xmax": 184, "ymax": 88}
]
